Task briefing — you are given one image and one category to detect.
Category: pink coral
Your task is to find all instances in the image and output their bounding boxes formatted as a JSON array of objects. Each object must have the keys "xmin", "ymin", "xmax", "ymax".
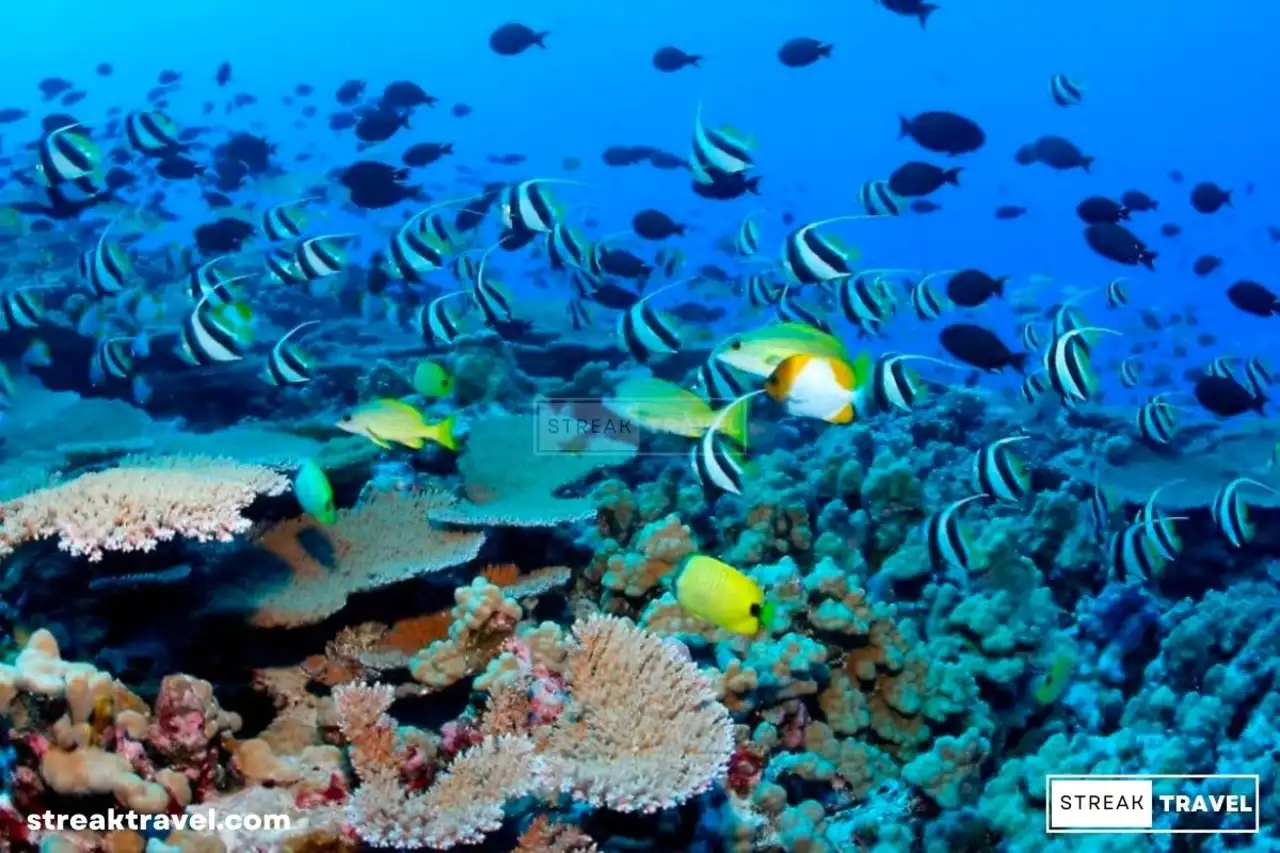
[{"xmin": 0, "ymin": 456, "xmax": 288, "ymax": 561}]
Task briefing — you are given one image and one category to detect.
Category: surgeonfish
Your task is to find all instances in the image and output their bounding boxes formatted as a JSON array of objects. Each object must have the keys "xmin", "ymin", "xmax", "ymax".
[
  {"xmin": 1211, "ymin": 477, "xmax": 1279, "ymax": 548},
  {"xmin": 973, "ymin": 436, "xmax": 1032, "ymax": 502},
  {"xmin": 336, "ymin": 398, "xmax": 457, "ymax": 451},
  {"xmin": 670, "ymin": 553, "xmax": 774, "ymax": 635},
  {"xmin": 293, "ymin": 459, "xmax": 337, "ymax": 525},
  {"xmin": 261, "ymin": 321, "xmax": 320, "ymax": 386},
  {"xmin": 925, "ymin": 494, "xmax": 985, "ymax": 573},
  {"xmin": 764, "ymin": 350, "xmax": 873, "ymax": 424}
]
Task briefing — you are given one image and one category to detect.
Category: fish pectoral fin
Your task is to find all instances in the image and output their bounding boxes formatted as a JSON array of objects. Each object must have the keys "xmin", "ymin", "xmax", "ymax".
[
  {"xmin": 402, "ymin": 437, "xmax": 426, "ymax": 450},
  {"xmin": 366, "ymin": 429, "xmax": 393, "ymax": 450}
]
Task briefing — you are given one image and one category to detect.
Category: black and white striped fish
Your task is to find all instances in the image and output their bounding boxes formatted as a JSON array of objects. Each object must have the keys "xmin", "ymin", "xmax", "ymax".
[
  {"xmin": 261, "ymin": 198, "xmax": 314, "ymax": 241},
  {"xmin": 265, "ymin": 246, "xmax": 306, "ymax": 284},
  {"xmin": 745, "ymin": 273, "xmax": 783, "ymax": 308},
  {"xmin": 569, "ymin": 268, "xmax": 601, "ymax": 302},
  {"xmin": 974, "ymin": 436, "xmax": 1032, "ymax": 502},
  {"xmin": 189, "ymin": 256, "xmax": 251, "ymax": 305},
  {"xmin": 1019, "ymin": 322, "xmax": 1042, "ymax": 352},
  {"xmin": 1105, "ymin": 278, "xmax": 1128, "ymax": 309},
  {"xmin": 470, "ymin": 243, "xmax": 514, "ymax": 326},
  {"xmin": 77, "ymin": 216, "xmax": 131, "ymax": 296},
  {"xmin": 176, "ymin": 296, "xmax": 254, "ymax": 366},
  {"xmin": 869, "ymin": 353, "xmax": 958, "ymax": 414},
  {"xmin": 1211, "ymin": 477, "xmax": 1278, "ymax": 548},
  {"xmin": 698, "ymin": 352, "xmax": 753, "ymax": 404},
  {"xmin": 654, "ymin": 247, "xmax": 685, "ymax": 279},
  {"xmin": 618, "ymin": 280, "xmax": 683, "ymax": 362},
  {"xmin": 690, "ymin": 391, "xmax": 759, "ymax": 498},
  {"xmin": 37, "ymin": 123, "xmax": 99, "ymax": 185},
  {"xmin": 568, "ymin": 298, "xmax": 592, "ymax": 331},
  {"xmin": 382, "ymin": 215, "xmax": 447, "ymax": 282},
  {"xmin": 1135, "ymin": 394, "xmax": 1181, "ymax": 445},
  {"xmin": 124, "ymin": 110, "xmax": 182, "ymax": 155},
  {"xmin": 1049, "ymin": 74, "xmax": 1084, "ymax": 107},
  {"xmin": 0, "ymin": 289, "xmax": 48, "ymax": 331},
  {"xmin": 415, "ymin": 291, "xmax": 469, "ymax": 346},
  {"xmin": 1119, "ymin": 357, "xmax": 1142, "ymax": 388},
  {"xmin": 1106, "ymin": 523, "xmax": 1165, "ymax": 585},
  {"xmin": 500, "ymin": 178, "xmax": 581, "ymax": 234},
  {"xmin": 261, "ymin": 321, "xmax": 320, "ymax": 386},
  {"xmin": 1044, "ymin": 326, "xmax": 1118, "ymax": 403},
  {"xmin": 89, "ymin": 336, "xmax": 133, "ymax": 385},
  {"xmin": 858, "ymin": 180, "xmax": 905, "ymax": 216},
  {"xmin": 734, "ymin": 212, "xmax": 761, "ymax": 256},
  {"xmin": 450, "ymin": 252, "xmax": 480, "ymax": 285},
  {"xmin": 691, "ymin": 103, "xmax": 754, "ymax": 179},
  {"xmin": 1089, "ymin": 482, "xmax": 1114, "ymax": 538},
  {"xmin": 836, "ymin": 275, "xmax": 894, "ymax": 336},
  {"xmin": 295, "ymin": 234, "xmax": 353, "ymax": 281},
  {"xmin": 1244, "ymin": 357, "xmax": 1272, "ymax": 397},
  {"xmin": 547, "ymin": 222, "xmax": 591, "ymax": 270},
  {"xmin": 780, "ymin": 216, "xmax": 866, "ymax": 285},
  {"xmin": 925, "ymin": 494, "xmax": 985, "ymax": 572},
  {"xmin": 1021, "ymin": 371, "xmax": 1050, "ymax": 404},
  {"xmin": 1205, "ymin": 356, "xmax": 1237, "ymax": 380},
  {"xmin": 775, "ymin": 284, "xmax": 832, "ymax": 332},
  {"xmin": 1132, "ymin": 479, "xmax": 1185, "ymax": 561},
  {"xmin": 911, "ymin": 279, "xmax": 946, "ymax": 321}
]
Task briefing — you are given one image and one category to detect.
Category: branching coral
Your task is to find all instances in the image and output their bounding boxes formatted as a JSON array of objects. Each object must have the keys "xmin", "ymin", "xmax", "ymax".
[
  {"xmin": 247, "ymin": 489, "xmax": 486, "ymax": 628},
  {"xmin": 0, "ymin": 456, "xmax": 288, "ymax": 561}
]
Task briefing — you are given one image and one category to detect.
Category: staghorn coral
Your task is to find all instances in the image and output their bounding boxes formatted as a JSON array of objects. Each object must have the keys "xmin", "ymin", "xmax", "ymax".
[
  {"xmin": 0, "ymin": 456, "xmax": 288, "ymax": 561},
  {"xmin": 247, "ymin": 489, "xmax": 486, "ymax": 628},
  {"xmin": 428, "ymin": 412, "xmax": 637, "ymax": 527}
]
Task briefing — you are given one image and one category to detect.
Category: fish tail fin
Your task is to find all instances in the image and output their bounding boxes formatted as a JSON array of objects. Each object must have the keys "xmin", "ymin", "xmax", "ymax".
[
  {"xmin": 428, "ymin": 413, "xmax": 459, "ymax": 451},
  {"xmin": 1010, "ymin": 352, "xmax": 1029, "ymax": 374},
  {"xmin": 717, "ymin": 395, "xmax": 753, "ymax": 448},
  {"xmin": 994, "ymin": 276, "xmax": 1008, "ymax": 297},
  {"xmin": 1118, "ymin": 206, "xmax": 1131, "ymax": 220},
  {"xmin": 745, "ymin": 176, "xmax": 762, "ymax": 195},
  {"xmin": 1254, "ymin": 394, "xmax": 1268, "ymax": 415},
  {"xmin": 757, "ymin": 600, "xmax": 777, "ymax": 631},
  {"xmin": 944, "ymin": 167, "xmax": 962, "ymax": 186},
  {"xmin": 919, "ymin": 4, "xmax": 939, "ymax": 28},
  {"xmin": 1141, "ymin": 251, "xmax": 1157, "ymax": 271},
  {"xmin": 898, "ymin": 115, "xmax": 912, "ymax": 139},
  {"xmin": 687, "ymin": 55, "xmax": 702, "ymax": 66},
  {"xmin": 534, "ymin": 31, "xmax": 550, "ymax": 47},
  {"xmin": 1151, "ymin": 201, "xmax": 1159, "ymax": 210},
  {"xmin": 1080, "ymin": 156, "xmax": 1095, "ymax": 173},
  {"xmin": 819, "ymin": 44, "xmax": 833, "ymax": 58}
]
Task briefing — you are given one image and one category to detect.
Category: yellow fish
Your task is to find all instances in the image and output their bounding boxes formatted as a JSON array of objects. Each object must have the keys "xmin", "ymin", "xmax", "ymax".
[
  {"xmin": 714, "ymin": 322, "xmax": 850, "ymax": 379},
  {"xmin": 606, "ymin": 376, "xmax": 748, "ymax": 444},
  {"xmin": 412, "ymin": 360, "xmax": 453, "ymax": 398},
  {"xmin": 672, "ymin": 553, "xmax": 774, "ymax": 635},
  {"xmin": 336, "ymin": 398, "xmax": 457, "ymax": 451},
  {"xmin": 764, "ymin": 351, "xmax": 872, "ymax": 424}
]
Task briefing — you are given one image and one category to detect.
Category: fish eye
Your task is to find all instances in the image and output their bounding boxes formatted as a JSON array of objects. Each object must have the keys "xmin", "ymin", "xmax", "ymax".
[{"xmin": 730, "ymin": 340, "xmax": 742, "ymax": 350}]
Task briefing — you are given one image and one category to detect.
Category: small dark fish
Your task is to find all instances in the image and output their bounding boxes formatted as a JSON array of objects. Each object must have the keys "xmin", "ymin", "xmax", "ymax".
[
  {"xmin": 1192, "ymin": 254, "xmax": 1222, "ymax": 277},
  {"xmin": 778, "ymin": 37, "xmax": 833, "ymax": 68},
  {"xmin": 232, "ymin": 93, "xmax": 256, "ymax": 108},
  {"xmin": 451, "ymin": 103, "xmax": 473, "ymax": 117},
  {"xmin": 1121, "ymin": 190, "xmax": 1158, "ymax": 212},
  {"xmin": 879, "ymin": 0, "xmax": 939, "ymax": 28},
  {"xmin": 911, "ymin": 199, "xmax": 942, "ymax": 214},
  {"xmin": 995, "ymin": 205, "xmax": 1027, "ymax": 220},
  {"xmin": 599, "ymin": 247, "xmax": 653, "ymax": 279},
  {"xmin": 602, "ymin": 145, "xmax": 649, "ymax": 167},
  {"xmin": 946, "ymin": 269, "xmax": 1008, "ymax": 307},
  {"xmin": 1160, "ymin": 223, "xmax": 1182, "ymax": 238},
  {"xmin": 301, "ymin": 105, "xmax": 317, "ymax": 118},
  {"xmin": 1268, "ymin": 226, "xmax": 1280, "ymax": 244},
  {"xmin": 1168, "ymin": 169, "xmax": 1184, "ymax": 184},
  {"xmin": 649, "ymin": 151, "xmax": 688, "ymax": 170},
  {"xmin": 157, "ymin": 70, "xmax": 181, "ymax": 85},
  {"xmin": 940, "ymin": 323, "xmax": 1027, "ymax": 373},
  {"xmin": 0, "ymin": 108, "xmax": 27, "ymax": 124},
  {"xmin": 653, "ymin": 46, "xmax": 701, "ymax": 72},
  {"xmin": 202, "ymin": 190, "xmax": 235, "ymax": 208},
  {"xmin": 1226, "ymin": 281, "xmax": 1279, "ymax": 318},
  {"xmin": 402, "ymin": 142, "xmax": 454, "ymax": 167},
  {"xmin": 328, "ymin": 112, "xmax": 357, "ymax": 131},
  {"xmin": 1013, "ymin": 144, "xmax": 1038, "ymax": 166},
  {"xmin": 899, "ymin": 111, "xmax": 985, "ymax": 156},
  {"xmin": 381, "ymin": 81, "xmax": 438, "ymax": 110},
  {"xmin": 487, "ymin": 152, "xmax": 527, "ymax": 165},
  {"xmin": 355, "ymin": 108, "xmax": 409, "ymax": 143},
  {"xmin": 215, "ymin": 62, "xmax": 232, "ymax": 86},
  {"xmin": 1138, "ymin": 308, "xmax": 1163, "ymax": 331},
  {"xmin": 490, "ymin": 23, "xmax": 550, "ymax": 55},
  {"xmin": 699, "ymin": 264, "xmax": 730, "ymax": 282},
  {"xmin": 1084, "ymin": 223, "xmax": 1157, "ymax": 269},
  {"xmin": 888, "ymin": 161, "xmax": 961, "ymax": 197},
  {"xmin": 295, "ymin": 83, "xmax": 314, "ymax": 96},
  {"xmin": 562, "ymin": 156, "xmax": 582, "ymax": 171},
  {"xmin": 38, "ymin": 77, "xmax": 74, "ymax": 100},
  {"xmin": 1196, "ymin": 333, "xmax": 1216, "ymax": 346},
  {"xmin": 41, "ymin": 112, "xmax": 83, "ymax": 134},
  {"xmin": 1034, "ymin": 135, "xmax": 1093, "ymax": 172},
  {"xmin": 296, "ymin": 152, "xmax": 312, "ymax": 163},
  {"xmin": 670, "ymin": 302, "xmax": 726, "ymax": 324},
  {"xmin": 1077, "ymin": 196, "xmax": 1129, "ymax": 225},
  {"xmin": 1194, "ymin": 375, "xmax": 1264, "ymax": 417},
  {"xmin": 632, "ymin": 208, "xmax": 686, "ymax": 240},
  {"xmin": 61, "ymin": 91, "xmax": 86, "ymax": 107},
  {"xmin": 194, "ymin": 217, "xmax": 255, "ymax": 254},
  {"xmin": 103, "ymin": 166, "xmax": 136, "ymax": 190},
  {"xmin": 1190, "ymin": 181, "xmax": 1231, "ymax": 214},
  {"xmin": 692, "ymin": 172, "xmax": 761, "ymax": 200},
  {"xmin": 336, "ymin": 80, "xmax": 365, "ymax": 105},
  {"xmin": 155, "ymin": 155, "xmax": 205, "ymax": 180},
  {"xmin": 203, "ymin": 101, "xmax": 214, "ymax": 115},
  {"xmin": 591, "ymin": 282, "xmax": 642, "ymax": 310},
  {"xmin": 96, "ymin": 62, "xmax": 113, "ymax": 77},
  {"xmin": 28, "ymin": 220, "xmax": 54, "ymax": 233}
]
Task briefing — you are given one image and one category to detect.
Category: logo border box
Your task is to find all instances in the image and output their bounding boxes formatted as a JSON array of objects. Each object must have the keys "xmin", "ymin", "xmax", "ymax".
[{"xmin": 1045, "ymin": 774, "xmax": 1261, "ymax": 834}]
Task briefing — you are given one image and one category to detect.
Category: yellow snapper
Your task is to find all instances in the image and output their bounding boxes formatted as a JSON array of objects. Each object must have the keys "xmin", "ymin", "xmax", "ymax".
[
  {"xmin": 606, "ymin": 376, "xmax": 749, "ymax": 444},
  {"xmin": 337, "ymin": 398, "xmax": 457, "ymax": 451},
  {"xmin": 715, "ymin": 322, "xmax": 851, "ymax": 379},
  {"xmin": 672, "ymin": 553, "xmax": 775, "ymax": 635}
]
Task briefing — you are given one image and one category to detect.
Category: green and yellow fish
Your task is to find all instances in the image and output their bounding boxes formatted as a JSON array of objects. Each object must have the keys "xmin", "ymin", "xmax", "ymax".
[
  {"xmin": 293, "ymin": 459, "xmax": 336, "ymax": 525},
  {"xmin": 606, "ymin": 376, "xmax": 749, "ymax": 444},
  {"xmin": 671, "ymin": 553, "xmax": 775, "ymax": 635},
  {"xmin": 715, "ymin": 322, "xmax": 851, "ymax": 379},
  {"xmin": 413, "ymin": 360, "xmax": 453, "ymax": 398},
  {"xmin": 337, "ymin": 398, "xmax": 458, "ymax": 451}
]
